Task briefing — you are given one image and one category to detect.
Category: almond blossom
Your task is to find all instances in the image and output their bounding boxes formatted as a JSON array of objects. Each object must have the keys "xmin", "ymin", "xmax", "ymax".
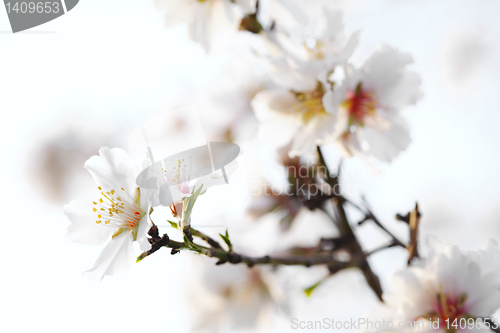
[
  {"xmin": 326, "ymin": 44, "xmax": 423, "ymax": 162},
  {"xmin": 63, "ymin": 147, "xmax": 154, "ymax": 280},
  {"xmin": 252, "ymin": 8, "xmax": 360, "ymax": 157},
  {"xmin": 154, "ymin": 0, "xmax": 254, "ymax": 53},
  {"xmin": 375, "ymin": 239, "xmax": 500, "ymax": 332}
]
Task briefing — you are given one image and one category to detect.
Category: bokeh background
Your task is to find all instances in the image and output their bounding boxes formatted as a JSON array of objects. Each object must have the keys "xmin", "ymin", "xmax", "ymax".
[{"xmin": 2, "ymin": 0, "xmax": 500, "ymax": 332}]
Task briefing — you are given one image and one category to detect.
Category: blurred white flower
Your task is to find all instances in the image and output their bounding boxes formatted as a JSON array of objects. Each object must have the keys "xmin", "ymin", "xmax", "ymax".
[
  {"xmin": 257, "ymin": 0, "xmax": 307, "ymax": 30},
  {"xmin": 63, "ymin": 147, "xmax": 153, "ymax": 280},
  {"xmin": 252, "ymin": 86, "xmax": 335, "ymax": 158},
  {"xmin": 154, "ymin": 0, "xmax": 254, "ymax": 53},
  {"xmin": 262, "ymin": 7, "xmax": 359, "ymax": 91},
  {"xmin": 252, "ymin": 8, "xmax": 359, "ymax": 157},
  {"xmin": 327, "ymin": 45, "xmax": 423, "ymax": 162},
  {"xmin": 27, "ymin": 120, "xmax": 120, "ymax": 204},
  {"xmin": 374, "ymin": 239, "xmax": 500, "ymax": 332},
  {"xmin": 186, "ymin": 258, "xmax": 288, "ymax": 332}
]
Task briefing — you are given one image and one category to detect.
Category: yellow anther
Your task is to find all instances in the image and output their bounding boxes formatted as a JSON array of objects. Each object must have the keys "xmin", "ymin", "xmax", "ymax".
[
  {"xmin": 100, "ymin": 208, "xmax": 105, "ymax": 211},
  {"xmin": 117, "ymin": 197, "xmax": 122, "ymax": 201},
  {"xmin": 110, "ymin": 190, "xmax": 115, "ymax": 195},
  {"xmin": 99, "ymin": 198, "xmax": 103, "ymax": 203},
  {"xmin": 93, "ymin": 201, "xmax": 97, "ymax": 205},
  {"xmin": 121, "ymin": 188, "xmax": 124, "ymax": 191},
  {"xmin": 98, "ymin": 186, "xmax": 102, "ymax": 190},
  {"xmin": 96, "ymin": 221, "xmax": 101, "ymax": 224},
  {"xmin": 93, "ymin": 208, "xmax": 97, "ymax": 212},
  {"xmin": 105, "ymin": 220, "xmax": 110, "ymax": 224},
  {"xmin": 97, "ymin": 214, "xmax": 102, "ymax": 219}
]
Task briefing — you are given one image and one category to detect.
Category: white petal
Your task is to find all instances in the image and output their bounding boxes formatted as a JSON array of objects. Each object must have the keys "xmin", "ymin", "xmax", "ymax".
[
  {"xmin": 154, "ymin": 0, "xmax": 195, "ymax": 26},
  {"xmin": 256, "ymin": 0, "xmax": 272, "ymax": 29},
  {"xmin": 270, "ymin": 0, "xmax": 307, "ymax": 24},
  {"xmin": 190, "ymin": 0, "xmax": 241, "ymax": 53},
  {"xmin": 289, "ymin": 114, "xmax": 335, "ymax": 157},
  {"xmin": 83, "ymin": 231, "xmax": 134, "ymax": 281},
  {"xmin": 330, "ymin": 108, "xmax": 363, "ymax": 158},
  {"xmin": 252, "ymin": 89, "xmax": 299, "ymax": 120},
  {"xmin": 234, "ymin": 0, "xmax": 256, "ymax": 14},
  {"xmin": 84, "ymin": 147, "xmax": 137, "ymax": 200},
  {"xmin": 363, "ymin": 44, "xmax": 414, "ymax": 91},
  {"xmin": 361, "ymin": 44, "xmax": 423, "ymax": 111},
  {"xmin": 359, "ymin": 115, "xmax": 411, "ymax": 162},
  {"xmin": 385, "ymin": 70, "xmax": 424, "ymax": 111},
  {"xmin": 64, "ymin": 200, "xmax": 114, "ymax": 246},
  {"xmin": 190, "ymin": 3, "xmax": 213, "ymax": 53},
  {"xmin": 334, "ymin": 30, "xmax": 361, "ymax": 64},
  {"xmin": 251, "ymin": 90, "xmax": 302, "ymax": 148},
  {"xmin": 137, "ymin": 215, "xmax": 152, "ymax": 252},
  {"xmin": 321, "ymin": 89, "xmax": 336, "ymax": 114}
]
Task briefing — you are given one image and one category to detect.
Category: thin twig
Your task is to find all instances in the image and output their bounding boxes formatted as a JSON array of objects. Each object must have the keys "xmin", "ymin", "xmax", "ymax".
[
  {"xmin": 138, "ymin": 233, "xmax": 397, "ymax": 270},
  {"xmin": 344, "ymin": 197, "xmax": 406, "ymax": 248}
]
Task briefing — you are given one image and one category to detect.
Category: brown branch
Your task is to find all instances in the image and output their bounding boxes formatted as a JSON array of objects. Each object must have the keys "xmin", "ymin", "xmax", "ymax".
[
  {"xmin": 137, "ymin": 232, "xmax": 397, "ymax": 272},
  {"xmin": 407, "ymin": 204, "xmax": 421, "ymax": 264}
]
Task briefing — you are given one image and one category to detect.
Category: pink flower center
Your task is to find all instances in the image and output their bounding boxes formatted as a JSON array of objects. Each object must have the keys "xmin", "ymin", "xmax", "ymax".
[
  {"xmin": 434, "ymin": 293, "xmax": 467, "ymax": 323},
  {"xmin": 342, "ymin": 83, "xmax": 377, "ymax": 123},
  {"xmin": 164, "ymin": 159, "xmax": 192, "ymax": 194},
  {"xmin": 420, "ymin": 288, "xmax": 468, "ymax": 330}
]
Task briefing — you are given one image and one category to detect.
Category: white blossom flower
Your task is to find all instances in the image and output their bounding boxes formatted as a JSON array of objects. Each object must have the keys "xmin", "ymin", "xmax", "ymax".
[
  {"xmin": 374, "ymin": 239, "xmax": 500, "ymax": 332},
  {"xmin": 154, "ymin": 0, "xmax": 254, "ymax": 53},
  {"xmin": 261, "ymin": 7, "xmax": 360, "ymax": 92},
  {"xmin": 326, "ymin": 44, "xmax": 423, "ymax": 162},
  {"xmin": 63, "ymin": 147, "xmax": 153, "ymax": 280},
  {"xmin": 252, "ymin": 8, "xmax": 360, "ymax": 157},
  {"xmin": 252, "ymin": 85, "xmax": 336, "ymax": 158}
]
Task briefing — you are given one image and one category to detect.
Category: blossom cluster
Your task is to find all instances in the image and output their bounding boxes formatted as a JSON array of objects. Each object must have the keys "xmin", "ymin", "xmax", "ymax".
[{"xmin": 62, "ymin": 1, "xmax": 500, "ymax": 332}]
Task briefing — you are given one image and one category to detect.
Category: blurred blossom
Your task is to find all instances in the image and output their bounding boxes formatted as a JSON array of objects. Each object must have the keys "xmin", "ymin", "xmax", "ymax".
[
  {"xmin": 63, "ymin": 147, "xmax": 155, "ymax": 280},
  {"xmin": 261, "ymin": 7, "xmax": 359, "ymax": 91},
  {"xmin": 186, "ymin": 257, "xmax": 288, "ymax": 332},
  {"xmin": 371, "ymin": 238, "xmax": 500, "ymax": 332},
  {"xmin": 327, "ymin": 44, "xmax": 423, "ymax": 162},
  {"xmin": 256, "ymin": 0, "xmax": 307, "ymax": 30},
  {"xmin": 154, "ymin": 0, "xmax": 254, "ymax": 53},
  {"xmin": 252, "ymin": 7, "xmax": 360, "ymax": 157},
  {"xmin": 27, "ymin": 121, "xmax": 119, "ymax": 204},
  {"xmin": 440, "ymin": 31, "xmax": 487, "ymax": 90}
]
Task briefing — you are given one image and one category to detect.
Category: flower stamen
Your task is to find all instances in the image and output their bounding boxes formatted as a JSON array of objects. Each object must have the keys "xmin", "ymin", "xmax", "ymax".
[
  {"xmin": 292, "ymin": 89, "xmax": 326, "ymax": 123},
  {"xmin": 91, "ymin": 187, "xmax": 142, "ymax": 230}
]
